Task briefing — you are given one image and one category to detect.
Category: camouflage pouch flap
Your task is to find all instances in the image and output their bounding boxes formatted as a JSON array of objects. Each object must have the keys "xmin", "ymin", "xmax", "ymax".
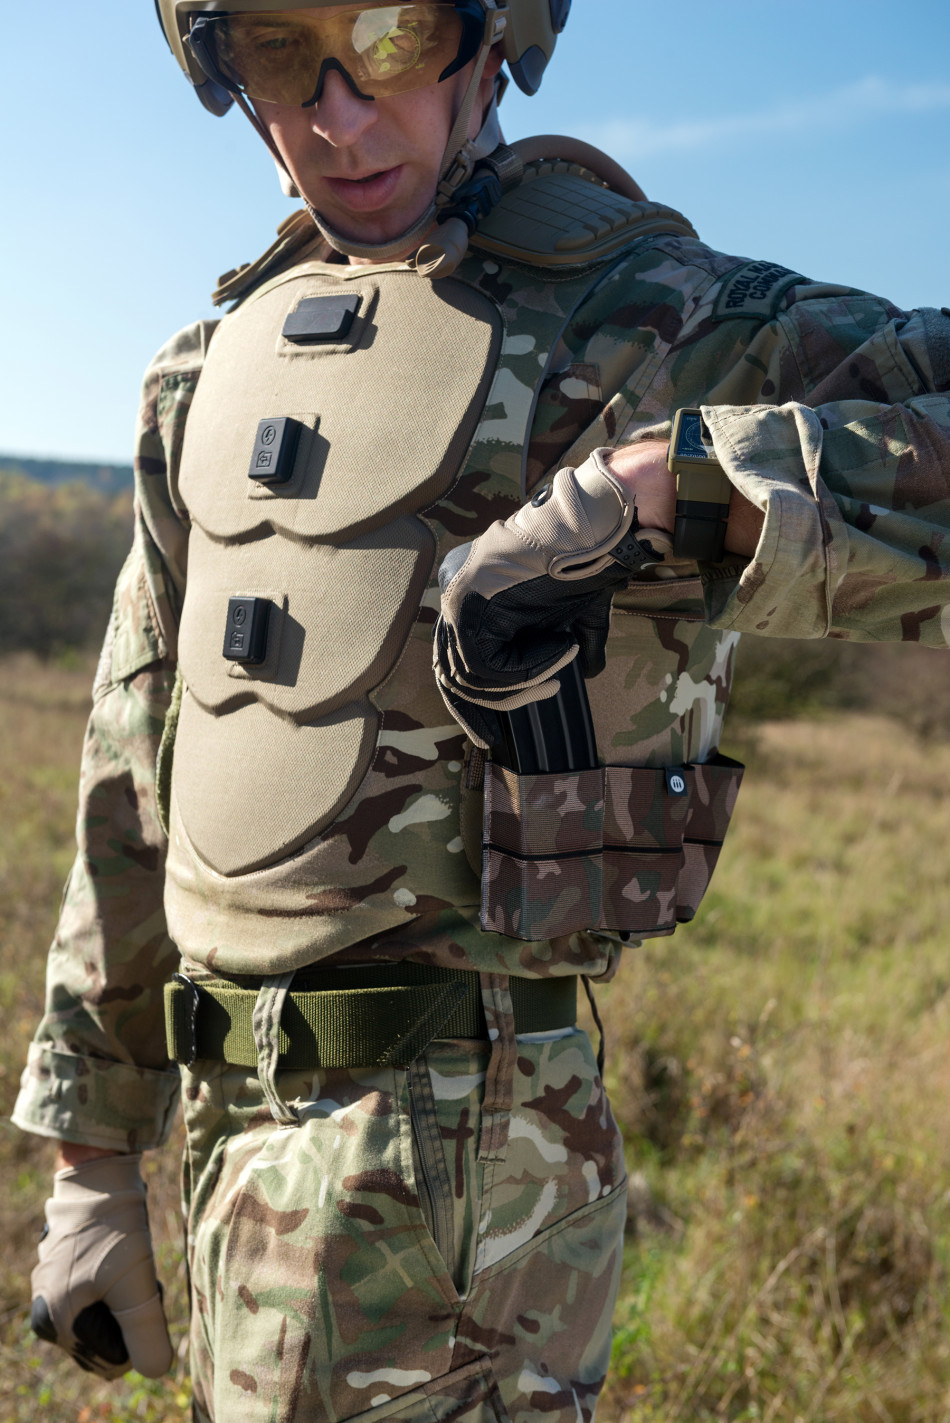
[
  {"xmin": 481, "ymin": 762, "xmax": 605, "ymax": 942},
  {"xmin": 485, "ymin": 764, "xmax": 604, "ymax": 858},
  {"xmin": 107, "ymin": 537, "xmax": 168, "ymax": 688},
  {"xmin": 481, "ymin": 755, "xmax": 743, "ymax": 943},
  {"xmin": 600, "ymin": 756, "xmax": 743, "ymax": 935},
  {"xmin": 676, "ymin": 753, "xmax": 745, "ymax": 922}
]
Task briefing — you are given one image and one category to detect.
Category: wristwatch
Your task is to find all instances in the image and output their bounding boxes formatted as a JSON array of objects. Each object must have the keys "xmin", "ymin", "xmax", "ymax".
[{"xmin": 667, "ymin": 408, "xmax": 733, "ymax": 561}]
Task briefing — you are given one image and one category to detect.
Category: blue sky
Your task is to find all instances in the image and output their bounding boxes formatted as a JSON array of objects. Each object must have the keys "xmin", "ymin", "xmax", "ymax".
[{"xmin": 1, "ymin": 0, "xmax": 947, "ymax": 462}]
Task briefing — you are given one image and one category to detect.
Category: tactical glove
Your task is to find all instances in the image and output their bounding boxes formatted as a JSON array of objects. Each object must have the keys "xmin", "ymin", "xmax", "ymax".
[
  {"xmin": 434, "ymin": 448, "xmax": 668, "ymax": 747},
  {"xmin": 30, "ymin": 1152, "xmax": 174, "ymax": 1380}
]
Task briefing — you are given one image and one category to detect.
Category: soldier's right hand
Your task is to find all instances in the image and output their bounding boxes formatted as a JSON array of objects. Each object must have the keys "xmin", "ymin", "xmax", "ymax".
[
  {"xmin": 433, "ymin": 448, "xmax": 672, "ymax": 747},
  {"xmin": 30, "ymin": 1152, "xmax": 174, "ymax": 1379}
]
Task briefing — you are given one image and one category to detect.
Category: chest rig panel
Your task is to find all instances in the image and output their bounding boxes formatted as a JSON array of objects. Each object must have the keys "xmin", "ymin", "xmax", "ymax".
[
  {"xmin": 165, "ymin": 244, "xmax": 627, "ymax": 973},
  {"xmin": 175, "ymin": 270, "xmax": 501, "ymax": 875},
  {"xmin": 164, "ymin": 194, "xmax": 740, "ymax": 977}
]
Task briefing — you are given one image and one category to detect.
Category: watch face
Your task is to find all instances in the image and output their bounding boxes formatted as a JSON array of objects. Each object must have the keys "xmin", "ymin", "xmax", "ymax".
[{"xmin": 675, "ymin": 411, "xmax": 715, "ymax": 459}]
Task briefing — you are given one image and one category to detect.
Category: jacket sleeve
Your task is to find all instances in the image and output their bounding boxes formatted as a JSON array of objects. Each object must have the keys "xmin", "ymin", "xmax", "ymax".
[
  {"xmin": 11, "ymin": 320, "xmax": 216, "ymax": 1152},
  {"xmin": 700, "ymin": 304, "xmax": 950, "ymax": 642}
]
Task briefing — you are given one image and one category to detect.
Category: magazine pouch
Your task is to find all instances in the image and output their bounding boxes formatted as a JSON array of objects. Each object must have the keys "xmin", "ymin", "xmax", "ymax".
[{"xmin": 481, "ymin": 755, "xmax": 743, "ymax": 942}]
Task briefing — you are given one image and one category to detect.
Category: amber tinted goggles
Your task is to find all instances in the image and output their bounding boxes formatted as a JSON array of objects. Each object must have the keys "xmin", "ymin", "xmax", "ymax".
[{"xmin": 187, "ymin": 3, "xmax": 487, "ymax": 105}]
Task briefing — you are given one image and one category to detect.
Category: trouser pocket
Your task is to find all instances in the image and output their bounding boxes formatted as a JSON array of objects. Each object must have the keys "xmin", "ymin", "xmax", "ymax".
[
  {"xmin": 407, "ymin": 1057, "xmax": 462, "ymax": 1290},
  {"xmin": 481, "ymin": 755, "xmax": 743, "ymax": 941},
  {"xmin": 342, "ymin": 1358, "xmax": 510, "ymax": 1423}
]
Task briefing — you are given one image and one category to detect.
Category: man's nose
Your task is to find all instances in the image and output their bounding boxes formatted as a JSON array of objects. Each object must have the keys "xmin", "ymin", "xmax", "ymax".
[{"xmin": 308, "ymin": 67, "xmax": 378, "ymax": 147}]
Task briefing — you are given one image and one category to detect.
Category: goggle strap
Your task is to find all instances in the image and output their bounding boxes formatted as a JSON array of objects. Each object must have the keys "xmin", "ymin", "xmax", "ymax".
[
  {"xmin": 234, "ymin": 88, "xmax": 291, "ymax": 172},
  {"xmin": 435, "ymin": 22, "xmax": 494, "ymax": 194}
]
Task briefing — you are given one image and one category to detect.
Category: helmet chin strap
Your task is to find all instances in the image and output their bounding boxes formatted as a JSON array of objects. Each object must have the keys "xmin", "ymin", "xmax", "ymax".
[{"xmin": 238, "ymin": 30, "xmax": 502, "ymax": 268}]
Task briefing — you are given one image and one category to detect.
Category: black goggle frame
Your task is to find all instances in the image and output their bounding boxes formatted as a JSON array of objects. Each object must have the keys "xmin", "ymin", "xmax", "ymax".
[{"xmin": 187, "ymin": 1, "xmax": 490, "ymax": 107}]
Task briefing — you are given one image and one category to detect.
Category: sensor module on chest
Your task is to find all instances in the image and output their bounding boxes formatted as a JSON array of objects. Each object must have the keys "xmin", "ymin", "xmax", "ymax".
[
  {"xmin": 222, "ymin": 596, "xmax": 271, "ymax": 665},
  {"xmin": 281, "ymin": 293, "xmax": 360, "ymax": 345},
  {"xmin": 248, "ymin": 417, "xmax": 301, "ymax": 485}
]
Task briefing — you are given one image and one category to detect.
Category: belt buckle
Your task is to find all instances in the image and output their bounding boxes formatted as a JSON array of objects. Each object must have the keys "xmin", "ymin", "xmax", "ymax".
[{"xmin": 172, "ymin": 971, "xmax": 201, "ymax": 1068}]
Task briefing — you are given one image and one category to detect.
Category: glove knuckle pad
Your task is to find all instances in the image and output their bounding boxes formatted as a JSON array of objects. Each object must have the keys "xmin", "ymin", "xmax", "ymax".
[
  {"xmin": 73, "ymin": 1301, "xmax": 129, "ymax": 1367},
  {"xmin": 30, "ymin": 1295, "xmax": 58, "ymax": 1345}
]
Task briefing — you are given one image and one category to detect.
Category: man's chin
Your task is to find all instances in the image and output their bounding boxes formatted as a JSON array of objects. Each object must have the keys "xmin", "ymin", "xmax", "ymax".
[{"xmin": 305, "ymin": 175, "xmax": 435, "ymax": 253}]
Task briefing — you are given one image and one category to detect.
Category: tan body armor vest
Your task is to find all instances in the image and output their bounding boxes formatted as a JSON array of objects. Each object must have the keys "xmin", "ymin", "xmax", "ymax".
[{"xmin": 163, "ymin": 166, "xmax": 738, "ymax": 977}]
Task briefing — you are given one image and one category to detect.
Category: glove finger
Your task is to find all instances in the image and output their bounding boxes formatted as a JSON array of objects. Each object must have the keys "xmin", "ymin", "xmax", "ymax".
[
  {"xmin": 447, "ymin": 662, "xmax": 572, "ymax": 701},
  {"xmin": 437, "ymin": 619, "xmax": 481, "ymax": 688},
  {"xmin": 576, "ymin": 632, "xmax": 608, "ymax": 680},
  {"xmin": 469, "ymin": 575, "xmax": 625, "ymax": 684},
  {"xmin": 469, "ymin": 623, "xmax": 578, "ymax": 687},
  {"xmin": 438, "ymin": 612, "xmax": 576, "ymax": 701},
  {"xmin": 102, "ymin": 1249, "xmax": 173, "ymax": 1378},
  {"xmin": 449, "ymin": 588, "xmax": 574, "ymax": 686},
  {"xmin": 572, "ymin": 595, "xmax": 615, "ymax": 680},
  {"xmin": 435, "ymin": 676, "xmax": 499, "ymax": 751},
  {"xmin": 113, "ymin": 1292, "xmax": 175, "ymax": 1379},
  {"xmin": 440, "ymin": 649, "xmax": 578, "ymax": 709},
  {"xmin": 433, "ymin": 614, "xmax": 454, "ymax": 673},
  {"xmin": 436, "ymin": 618, "xmax": 505, "ymax": 696},
  {"xmin": 437, "ymin": 541, "xmax": 473, "ymax": 595},
  {"xmin": 30, "ymin": 1294, "xmax": 59, "ymax": 1347},
  {"xmin": 72, "ymin": 1300, "xmax": 130, "ymax": 1379},
  {"xmin": 482, "ymin": 562, "xmax": 627, "ymax": 620},
  {"xmin": 31, "ymin": 1269, "xmax": 127, "ymax": 1377}
]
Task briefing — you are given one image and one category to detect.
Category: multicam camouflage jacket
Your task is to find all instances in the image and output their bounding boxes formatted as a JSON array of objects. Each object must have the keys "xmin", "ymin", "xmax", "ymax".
[{"xmin": 13, "ymin": 187, "xmax": 950, "ymax": 1153}]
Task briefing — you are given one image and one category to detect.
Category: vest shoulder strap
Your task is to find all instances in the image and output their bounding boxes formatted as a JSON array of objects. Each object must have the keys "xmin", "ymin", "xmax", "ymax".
[
  {"xmin": 471, "ymin": 156, "xmax": 698, "ymax": 270},
  {"xmin": 209, "ymin": 144, "xmax": 700, "ymax": 305},
  {"xmin": 211, "ymin": 209, "xmax": 328, "ymax": 308}
]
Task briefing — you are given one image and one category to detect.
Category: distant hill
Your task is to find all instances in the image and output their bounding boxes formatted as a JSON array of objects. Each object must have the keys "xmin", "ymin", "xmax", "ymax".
[{"xmin": 0, "ymin": 453, "xmax": 133, "ymax": 495}]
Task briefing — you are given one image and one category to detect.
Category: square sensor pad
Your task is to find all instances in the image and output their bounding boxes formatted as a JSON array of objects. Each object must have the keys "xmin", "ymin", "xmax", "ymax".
[
  {"xmin": 282, "ymin": 294, "xmax": 360, "ymax": 345},
  {"xmin": 248, "ymin": 416, "xmax": 301, "ymax": 485},
  {"xmin": 223, "ymin": 596, "xmax": 271, "ymax": 665}
]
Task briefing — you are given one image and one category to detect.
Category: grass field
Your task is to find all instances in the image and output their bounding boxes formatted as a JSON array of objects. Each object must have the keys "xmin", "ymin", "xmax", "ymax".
[{"xmin": 2, "ymin": 652, "xmax": 950, "ymax": 1421}]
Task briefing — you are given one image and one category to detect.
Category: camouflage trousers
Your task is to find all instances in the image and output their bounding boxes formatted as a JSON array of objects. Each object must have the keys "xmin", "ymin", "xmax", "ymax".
[{"xmin": 180, "ymin": 1021, "xmax": 626, "ymax": 1423}]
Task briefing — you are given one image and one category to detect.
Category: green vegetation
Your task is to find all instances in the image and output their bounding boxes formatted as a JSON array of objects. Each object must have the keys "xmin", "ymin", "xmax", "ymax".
[
  {"xmin": 597, "ymin": 712, "xmax": 950, "ymax": 1421},
  {"xmin": 1, "ymin": 655, "xmax": 949, "ymax": 1420},
  {"xmin": 0, "ymin": 656, "xmax": 190, "ymax": 1422},
  {"xmin": 0, "ymin": 471, "xmax": 132, "ymax": 656},
  {"xmin": 0, "ymin": 455, "xmax": 133, "ymax": 496},
  {"xmin": 729, "ymin": 634, "xmax": 950, "ymax": 740}
]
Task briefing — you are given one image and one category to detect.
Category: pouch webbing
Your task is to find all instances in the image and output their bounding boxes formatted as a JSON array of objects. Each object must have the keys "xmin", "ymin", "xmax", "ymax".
[
  {"xmin": 165, "ymin": 964, "xmax": 576, "ymax": 1071},
  {"xmin": 481, "ymin": 753, "xmax": 745, "ymax": 941}
]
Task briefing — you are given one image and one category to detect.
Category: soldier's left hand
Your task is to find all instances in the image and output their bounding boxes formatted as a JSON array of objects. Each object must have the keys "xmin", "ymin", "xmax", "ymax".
[
  {"xmin": 434, "ymin": 446, "xmax": 672, "ymax": 747},
  {"xmin": 30, "ymin": 1153, "xmax": 174, "ymax": 1380}
]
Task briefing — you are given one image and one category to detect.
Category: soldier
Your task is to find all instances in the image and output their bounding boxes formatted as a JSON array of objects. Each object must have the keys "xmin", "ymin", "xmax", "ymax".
[{"xmin": 14, "ymin": 2, "xmax": 950, "ymax": 1420}]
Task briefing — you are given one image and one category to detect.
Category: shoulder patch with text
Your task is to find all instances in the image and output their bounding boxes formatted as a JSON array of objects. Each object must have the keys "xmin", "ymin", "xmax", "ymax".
[{"xmin": 711, "ymin": 260, "xmax": 807, "ymax": 322}]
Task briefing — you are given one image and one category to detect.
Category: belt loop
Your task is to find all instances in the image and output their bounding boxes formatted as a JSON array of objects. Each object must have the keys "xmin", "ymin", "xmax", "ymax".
[
  {"xmin": 477, "ymin": 972, "xmax": 516, "ymax": 1163},
  {"xmin": 252, "ymin": 971, "xmax": 300, "ymax": 1127},
  {"xmin": 582, "ymin": 975, "xmax": 607, "ymax": 1079},
  {"xmin": 170, "ymin": 971, "xmax": 200, "ymax": 1068}
]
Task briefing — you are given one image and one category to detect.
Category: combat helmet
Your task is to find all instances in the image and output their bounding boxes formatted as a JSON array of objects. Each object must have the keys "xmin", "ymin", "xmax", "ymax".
[
  {"xmin": 154, "ymin": 1, "xmax": 570, "ymax": 265},
  {"xmin": 155, "ymin": 0, "xmax": 569, "ymax": 111}
]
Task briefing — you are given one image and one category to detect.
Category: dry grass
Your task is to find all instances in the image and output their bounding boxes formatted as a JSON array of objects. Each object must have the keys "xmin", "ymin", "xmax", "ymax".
[
  {"xmin": 0, "ymin": 655, "xmax": 189, "ymax": 1423},
  {"xmin": 599, "ymin": 715, "xmax": 950, "ymax": 1422},
  {"xmin": 2, "ymin": 655, "xmax": 950, "ymax": 1420}
]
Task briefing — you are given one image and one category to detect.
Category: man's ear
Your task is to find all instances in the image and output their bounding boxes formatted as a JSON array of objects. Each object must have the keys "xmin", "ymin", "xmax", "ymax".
[
  {"xmin": 476, "ymin": 41, "xmax": 505, "ymax": 112},
  {"xmin": 484, "ymin": 41, "xmax": 505, "ymax": 83}
]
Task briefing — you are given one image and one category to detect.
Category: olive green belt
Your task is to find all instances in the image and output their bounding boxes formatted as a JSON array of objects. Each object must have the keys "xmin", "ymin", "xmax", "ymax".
[{"xmin": 164, "ymin": 962, "xmax": 577, "ymax": 1071}]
